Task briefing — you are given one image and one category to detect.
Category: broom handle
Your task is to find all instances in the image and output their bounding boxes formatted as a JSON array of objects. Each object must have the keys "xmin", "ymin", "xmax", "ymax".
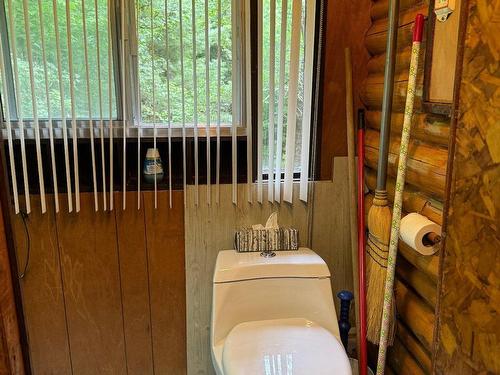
[
  {"xmin": 376, "ymin": 0, "xmax": 400, "ymax": 191},
  {"xmin": 376, "ymin": 14, "xmax": 424, "ymax": 375},
  {"xmin": 357, "ymin": 109, "xmax": 367, "ymax": 375}
]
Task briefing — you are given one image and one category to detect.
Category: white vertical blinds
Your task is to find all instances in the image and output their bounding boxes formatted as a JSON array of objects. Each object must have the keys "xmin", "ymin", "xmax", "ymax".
[
  {"xmin": 0, "ymin": 0, "xmax": 317, "ymax": 214},
  {"xmin": 95, "ymin": 0, "xmax": 107, "ymax": 211},
  {"xmin": 82, "ymin": 0, "xmax": 98, "ymax": 211},
  {"xmin": 6, "ymin": 0, "xmax": 30, "ymax": 213},
  {"xmin": 267, "ymin": 0, "xmax": 276, "ymax": 203},
  {"xmin": 66, "ymin": 0, "xmax": 81, "ymax": 212},
  {"xmin": 256, "ymin": 0, "xmax": 264, "ymax": 204},
  {"xmin": 244, "ymin": 0, "xmax": 252, "ymax": 204},
  {"xmin": 274, "ymin": 0, "xmax": 288, "ymax": 203},
  {"xmin": 54, "ymin": 0, "xmax": 73, "ymax": 212},
  {"xmin": 0, "ymin": 29, "xmax": 18, "ymax": 214},
  {"xmin": 299, "ymin": 0, "xmax": 316, "ymax": 202},
  {"xmin": 22, "ymin": 0, "xmax": 46, "ymax": 213}
]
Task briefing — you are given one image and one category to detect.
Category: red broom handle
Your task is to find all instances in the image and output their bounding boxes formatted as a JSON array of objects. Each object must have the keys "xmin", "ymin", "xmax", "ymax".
[{"xmin": 357, "ymin": 109, "xmax": 367, "ymax": 375}]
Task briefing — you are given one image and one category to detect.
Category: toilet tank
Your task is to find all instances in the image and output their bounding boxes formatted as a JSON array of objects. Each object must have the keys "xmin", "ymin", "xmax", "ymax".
[{"xmin": 211, "ymin": 248, "xmax": 340, "ymax": 346}]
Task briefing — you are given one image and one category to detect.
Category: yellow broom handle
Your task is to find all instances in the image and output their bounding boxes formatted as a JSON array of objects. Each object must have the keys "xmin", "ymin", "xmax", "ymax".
[{"xmin": 376, "ymin": 14, "xmax": 425, "ymax": 375}]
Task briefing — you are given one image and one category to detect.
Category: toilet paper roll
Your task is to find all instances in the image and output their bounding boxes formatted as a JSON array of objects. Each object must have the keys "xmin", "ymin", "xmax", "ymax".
[{"xmin": 399, "ymin": 213, "xmax": 442, "ymax": 255}]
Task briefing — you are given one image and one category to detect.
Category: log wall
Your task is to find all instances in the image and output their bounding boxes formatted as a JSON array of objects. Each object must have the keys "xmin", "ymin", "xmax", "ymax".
[{"xmin": 361, "ymin": 0, "xmax": 452, "ymax": 373}]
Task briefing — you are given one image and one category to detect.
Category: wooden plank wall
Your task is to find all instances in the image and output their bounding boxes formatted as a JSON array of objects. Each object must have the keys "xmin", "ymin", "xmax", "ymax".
[
  {"xmin": 318, "ymin": 0, "xmax": 372, "ymax": 179},
  {"xmin": 434, "ymin": 0, "xmax": 500, "ymax": 372},
  {"xmin": 360, "ymin": 0, "xmax": 452, "ymax": 373},
  {"xmin": 10, "ymin": 191, "xmax": 186, "ymax": 375},
  {"xmin": 185, "ymin": 157, "xmax": 353, "ymax": 374},
  {"xmin": 0, "ymin": 197, "xmax": 24, "ymax": 375}
]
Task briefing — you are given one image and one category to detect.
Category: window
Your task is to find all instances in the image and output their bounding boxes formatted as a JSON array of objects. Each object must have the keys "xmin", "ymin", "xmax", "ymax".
[
  {"xmin": 134, "ymin": 0, "xmax": 235, "ymax": 127},
  {"xmin": 0, "ymin": 0, "xmax": 318, "ymax": 211},
  {"xmin": 0, "ymin": 0, "xmax": 117, "ymax": 120}
]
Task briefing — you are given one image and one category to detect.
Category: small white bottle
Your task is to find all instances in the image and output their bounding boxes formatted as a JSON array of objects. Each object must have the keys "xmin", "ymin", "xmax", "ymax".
[{"xmin": 143, "ymin": 148, "xmax": 164, "ymax": 183}]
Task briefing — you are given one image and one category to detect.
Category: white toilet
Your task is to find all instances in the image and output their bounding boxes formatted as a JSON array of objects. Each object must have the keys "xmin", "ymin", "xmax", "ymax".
[{"xmin": 211, "ymin": 248, "xmax": 352, "ymax": 375}]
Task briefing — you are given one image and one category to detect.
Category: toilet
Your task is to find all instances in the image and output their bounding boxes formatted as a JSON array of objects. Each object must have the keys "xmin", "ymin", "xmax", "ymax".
[{"xmin": 211, "ymin": 248, "xmax": 352, "ymax": 375}]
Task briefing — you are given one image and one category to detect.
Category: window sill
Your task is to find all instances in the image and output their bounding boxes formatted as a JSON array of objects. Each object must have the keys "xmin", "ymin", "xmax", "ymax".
[{"xmin": 2, "ymin": 120, "xmax": 248, "ymax": 140}]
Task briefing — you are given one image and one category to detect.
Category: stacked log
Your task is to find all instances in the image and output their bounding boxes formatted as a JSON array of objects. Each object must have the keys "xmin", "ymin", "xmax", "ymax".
[{"xmin": 361, "ymin": 0, "xmax": 450, "ymax": 373}]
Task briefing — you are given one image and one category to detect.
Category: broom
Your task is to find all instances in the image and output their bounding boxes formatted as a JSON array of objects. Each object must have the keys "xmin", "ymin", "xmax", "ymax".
[
  {"xmin": 365, "ymin": 0, "xmax": 400, "ymax": 344},
  {"xmin": 376, "ymin": 14, "xmax": 425, "ymax": 374}
]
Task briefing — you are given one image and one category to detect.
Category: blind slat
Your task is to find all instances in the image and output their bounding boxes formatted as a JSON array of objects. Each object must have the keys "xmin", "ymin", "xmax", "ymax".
[
  {"xmin": 283, "ymin": 0, "xmax": 302, "ymax": 203},
  {"xmin": 66, "ymin": 0, "xmax": 81, "ymax": 212},
  {"xmin": 192, "ymin": 0, "xmax": 199, "ymax": 206},
  {"xmin": 150, "ymin": 0, "xmax": 158, "ymax": 209},
  {"xmin": 121, "ymin": 0, "xmax": 127, "ymax": 210},
  {"xmin": 82, "ymin": 0, "xmax": 99, "ymax": 211},
  {"xmin": 299, "ymin": 0, "xmax": 316, "ymax": 202},
  {"xmin": 95, "ymin": 0, "xmax": 107, "ymax": 211},
  {"xmin": 164, "ymin": 0, "xmax": 173, "ymax": 208},
  {"xmin": 135, "ymin": 1, "xmax": 141, "ymax": 209},
  {"xmin": 245, "ymin": 0, "xmax": 252, "ymax": 203},
  {"xmin": 256, "ymin": 0, "xmax": 263, "ymax": 203},
  {"xmin": 179, "ymin": 0, "xmax": 187, "ymax": 207},
  {"xmin": 232, "ymin": 0, "xmax": 240, "ymax": 205},
  {"xmin": 0, "ymin": 32, "xmax": 19, "ymax": 214},
  {"xmin": 274, "ymin": 0, "xmax": 288, "ymax": 203},
  {"xmin": 267, "ymin": 0, "xmax": 276, "ymax": 203},
  {"xmin": 216, "ymin": 0, "xmax": 222, "ymax": 204},
  {"xmin": 205, "ymin": 0, "xmax": 211, "ymax": 206},
  {"xmin": 108, "ymin": 0, "xmax": 114, "ymax": 210}
]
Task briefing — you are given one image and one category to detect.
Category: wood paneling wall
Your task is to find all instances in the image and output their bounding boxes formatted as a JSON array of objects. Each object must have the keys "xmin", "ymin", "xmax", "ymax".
[
  {"xmin": 361, "ymin": 0, "xmax": 453, "ymax": 373},
  {"xmin": 318, "ymin": 0, "xmax": 372, "ymax": 179},
  {"xmin": 434, "ymin": 0, "xmax": 500, "ymax": 372},
  {"xmin": 10, "ymin": 192, "xmax": 186, "ymax": 375},
  {"xmin": 0, "ymin": 197, "xmax": 24, "ymax": 375},
  {"xmin": 185, "ymin": 157, "xmax": 353, "ymax": 374}
]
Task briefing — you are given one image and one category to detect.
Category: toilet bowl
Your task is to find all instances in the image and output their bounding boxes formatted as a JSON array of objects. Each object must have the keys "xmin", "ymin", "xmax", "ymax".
[{"xmin": 211, "ymin": 248, "xmax": 352, "ymax": 375}]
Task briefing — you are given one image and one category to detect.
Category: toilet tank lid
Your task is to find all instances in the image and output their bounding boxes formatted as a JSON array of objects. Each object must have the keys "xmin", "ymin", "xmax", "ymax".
[{"xmin": 213, "ymin": 248, "xmax": 331, "ymax": 283}]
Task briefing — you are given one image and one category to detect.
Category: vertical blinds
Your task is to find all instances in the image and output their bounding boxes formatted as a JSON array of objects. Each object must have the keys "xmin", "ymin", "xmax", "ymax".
[{"xmin": 0, "ymin": 0, "xmax": 317, "ymax": 214}]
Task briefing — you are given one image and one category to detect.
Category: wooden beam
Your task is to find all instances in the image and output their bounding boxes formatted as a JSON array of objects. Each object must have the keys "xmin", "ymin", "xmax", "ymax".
[
  {"xmin": 365, "ymin": 129, "xmax": 447, "ymax": 198},
  {"xmin": 395, "ymin": 279, "xmax": 435, "ymax": 350},
  {"xmin": 365, "ymin": 111, "xmax": 450, "ymax": 147},
  {"xmin": 388, "ymin": 336, "xmax": 427, "ymax": 375},
  {"xmin": 397, "ymin": 321, "xmax": 432, "ymax": 373},
  {"xmin": 365, "ymin": 168, "xmax": 444, "ymax": 223},
  {"xmin": 397, "ymin": 256, "xmax": 437, "ymax": 307}
]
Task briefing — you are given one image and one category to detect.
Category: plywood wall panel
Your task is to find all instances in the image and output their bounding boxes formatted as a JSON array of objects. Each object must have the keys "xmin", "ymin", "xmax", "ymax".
[
  {"xmin": 11, "ymin": 196, "xmax": 72, "ymax": 375},
  {"xmin": 56, "ymin": 193, "xmax": 127, "ymax": 375},
  {"xmin": 185, "ymin": 183, "xmax": 311, "ymax": 374},
  {"xmin": 114, "ymin": 192, "xmax": 154, "ymax": 375},
  {"xmin": 435, "ymin": 0, "xmax": 500, "ymax": 371},
  {"xmin": 311, "ymin": 158, "xmax": 354, "ymax": 303},
  {"xmin": 144, "ymin": 191, "xmax": 186, "ymax": 375}
]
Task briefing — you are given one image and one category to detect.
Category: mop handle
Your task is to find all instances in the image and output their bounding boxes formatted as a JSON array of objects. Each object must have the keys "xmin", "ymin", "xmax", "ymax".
[{"xmin": 376, "ymin": 14, "xmax": 424, "ymax": 375}]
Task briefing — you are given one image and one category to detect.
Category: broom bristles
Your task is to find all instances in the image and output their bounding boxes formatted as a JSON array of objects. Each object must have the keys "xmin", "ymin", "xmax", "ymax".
[{"xmin": 366, "ymin": 191, "xmax": 396, "ymax": 345}]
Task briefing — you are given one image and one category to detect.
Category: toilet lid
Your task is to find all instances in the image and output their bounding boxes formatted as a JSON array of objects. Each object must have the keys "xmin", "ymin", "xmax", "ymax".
[{"xmin": 222, "ymin": 318, "xmax": 351, "ymax": 375}]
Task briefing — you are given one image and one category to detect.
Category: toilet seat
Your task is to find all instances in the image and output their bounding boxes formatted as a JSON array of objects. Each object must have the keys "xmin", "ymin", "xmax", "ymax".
[{"xmin": 222, "ymin": 318, "xmax": 351, "ymax": 375}]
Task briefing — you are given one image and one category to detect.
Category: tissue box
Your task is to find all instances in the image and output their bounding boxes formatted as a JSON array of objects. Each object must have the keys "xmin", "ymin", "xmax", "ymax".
[{"xmin": 234, "ymin": 228, "xmax": 299, "ymax": 252}]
